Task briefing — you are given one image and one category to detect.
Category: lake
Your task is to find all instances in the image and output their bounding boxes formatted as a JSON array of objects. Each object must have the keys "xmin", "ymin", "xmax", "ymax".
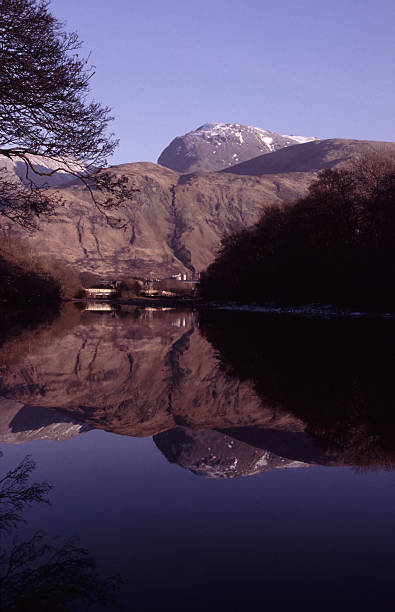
[{"xmin": 1, "ymin": 304, "xmax": 395, "ymax": 611}]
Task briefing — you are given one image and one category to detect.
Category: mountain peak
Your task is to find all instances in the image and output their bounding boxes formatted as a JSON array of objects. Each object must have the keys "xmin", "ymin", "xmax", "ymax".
[{"xmin": 158, "ymin": 123, "xmax": 317, "ymax": 173}]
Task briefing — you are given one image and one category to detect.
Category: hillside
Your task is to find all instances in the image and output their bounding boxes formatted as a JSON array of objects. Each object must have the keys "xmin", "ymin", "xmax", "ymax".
[
  {"xmin": 1, "ymin": 138, "xmax": 395, "ymax": 280},
  {"xmin": 1, "ymin": 160, "xmax": 312, "ymax": 279},
  {"xmin": 222, "ymin": 138, "xmax": 395, "ymax": 176}
]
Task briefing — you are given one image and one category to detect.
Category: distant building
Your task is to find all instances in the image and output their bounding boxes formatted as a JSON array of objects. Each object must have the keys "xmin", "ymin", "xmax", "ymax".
[
  {"xmin": 139, "ymin": 276, "xmax": 199, "ymax": 298},
  {"xmin": 84, "ymin": 281, "xmax": 120, "ymax": 300},
  {"xmin": 84, "ymin": 302, "xmax": 116, "ymax": 312}
]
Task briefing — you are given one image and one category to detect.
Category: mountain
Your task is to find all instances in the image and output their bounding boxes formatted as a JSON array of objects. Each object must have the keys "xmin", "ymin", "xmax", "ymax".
[
  {"xmin": 222, "ymin": 138, "xmax": 395, "ymax": 176},
  {"xmin": 2, "ymin": 160, "xmax": 312, "ymax": 279},
  {"xmin": 158, "ymin": 122, "xmax": 317, "ymax": 173},
  {"xmin": 2, "ymin": 138, "xmax": 395, "ymax": 280},
  {"xmin": 0, "ymin": 153, "xmax": 84, "ymax": 188}
]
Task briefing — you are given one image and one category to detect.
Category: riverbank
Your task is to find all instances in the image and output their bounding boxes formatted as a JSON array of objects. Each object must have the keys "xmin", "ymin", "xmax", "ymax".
[
  {"xmin": 72, "ymin": 296, "xmax": 395, "ymax": 318},
  {"xmin": 73, "ymin": 295, "xmax": 206, "ymax": 309}
]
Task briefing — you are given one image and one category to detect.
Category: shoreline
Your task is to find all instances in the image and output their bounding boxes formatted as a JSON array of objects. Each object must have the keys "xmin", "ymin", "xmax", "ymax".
[
  {"xmin": 72, "ymin": 295, "xmax": 206, "ymax": 309},
  {"xmin": 70, "ymin": 297, "xmax": 395, "ymax": 318}
]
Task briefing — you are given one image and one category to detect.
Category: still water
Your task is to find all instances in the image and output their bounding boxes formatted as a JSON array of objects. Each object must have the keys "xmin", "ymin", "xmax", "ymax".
[{"xmin": 1, "ymin": 304, "xmax": 395, "ymax": 611}]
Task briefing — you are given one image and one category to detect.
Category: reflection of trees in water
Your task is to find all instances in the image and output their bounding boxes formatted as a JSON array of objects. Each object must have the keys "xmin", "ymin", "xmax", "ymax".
[
  {"xmin": 199, "ymin": 311, "xmax": 395, "ymax": 468},
  {"xmin": 0, "ymin": 453, "xmax": 120, "ymax": 611},
  {"xmin": 0, "ymin": 455, "xmax": 51, "ymax": 533}
]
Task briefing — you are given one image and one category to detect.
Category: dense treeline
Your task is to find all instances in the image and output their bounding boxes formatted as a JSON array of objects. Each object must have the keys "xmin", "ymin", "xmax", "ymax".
[
  {"xmin": 0, "ymin": 232, "xmax": 82, "ymax": 343},
  {"xmin": 199, "ymin": 153, "xmax": 395, "ymax": 307}
]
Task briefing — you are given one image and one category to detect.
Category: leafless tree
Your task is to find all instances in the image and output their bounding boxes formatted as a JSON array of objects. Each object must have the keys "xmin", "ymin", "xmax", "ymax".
[
  {"xmin": 0, "ymin": 454, "xmax": 51, "ymax": 532},
  {"xmin": 0, "ymin": 453, "xmax": 120, "ymax": 609},
  {"xmin": 0, "ymin": 0, "xmax": 135, "ymax": 227}
]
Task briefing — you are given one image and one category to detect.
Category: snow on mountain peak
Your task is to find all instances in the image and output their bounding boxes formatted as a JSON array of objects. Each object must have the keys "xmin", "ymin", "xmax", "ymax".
[{"xmin": 158, "ymin": 123, "xmax": 318, "ymax": 173}]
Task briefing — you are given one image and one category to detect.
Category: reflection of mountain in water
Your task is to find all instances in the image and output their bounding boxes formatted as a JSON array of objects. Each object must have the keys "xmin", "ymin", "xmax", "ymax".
[
  {"xmin": 3, "ymin": 304, "xmax": 395, "ymax": 474},
  {"xmin": 0, "ymin": 305, "xmax": 301, "ymax": 438},
  {"xmin": 154, "ymin": 428, "xmax": 313, "ymax": 478},
  {"xmin": 0, "ymin": 398, "xmax": 91, "ymax": 444}
]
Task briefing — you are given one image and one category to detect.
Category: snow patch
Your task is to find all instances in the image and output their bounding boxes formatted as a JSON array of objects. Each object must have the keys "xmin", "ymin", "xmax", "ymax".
[
  {"xmin": 254, "ymin": 452, "xmax": 270, "ymax": 469},
  {"xmin": 259, "ymin": 135, "xmax": 274, "ymax": 150},
  {"xmin": 281, "ymin": 134, "xmax": 317, "ymax": 144}
]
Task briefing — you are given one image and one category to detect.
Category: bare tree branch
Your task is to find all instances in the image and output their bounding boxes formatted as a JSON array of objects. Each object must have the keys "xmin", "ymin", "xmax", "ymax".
[{"xmin": 0, "ymin": 0, "xmax": 137, "ymax": 227}]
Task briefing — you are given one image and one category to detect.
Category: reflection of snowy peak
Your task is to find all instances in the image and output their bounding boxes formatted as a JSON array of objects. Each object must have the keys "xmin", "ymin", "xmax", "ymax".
[
  {"xmin": 158, "ymin": 123, "xmax": 317, "ymax": 173},
  {"xmin": 0, "ymin": 398, "xmax": 91, "ymax": 444},
  {"xmin": 154, "ymin": 428, "xmax": 310, "ymax": 479}
]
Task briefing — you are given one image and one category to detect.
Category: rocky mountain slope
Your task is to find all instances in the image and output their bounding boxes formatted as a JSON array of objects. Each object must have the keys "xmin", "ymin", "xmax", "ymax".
[
  {"xmin": 158, "ymin": 122, "xmax": 317, "ymax": 173},
  {"xmin": 2, "ymin": 160, "xmax": 312, "ymax": 279},
  {"xmin": 2, "ymin": 138, "xmax": 395, "ymax": 280},
  {"xmin": 0, "ymin": 153, "xmax": 84, "ymax": 187},
  {"xmin": 222, "ymin": 138, "xmax": 395, "ymax": 176}
]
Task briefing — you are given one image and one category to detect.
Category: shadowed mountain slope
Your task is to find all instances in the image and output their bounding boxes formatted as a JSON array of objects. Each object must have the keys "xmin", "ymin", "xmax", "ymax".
[
  {"xmin": 222, "ymin": 138, "xmax": 395, "ymax": 176},
  {"xmin": 0, "ymin": 397, "xmax": 91, "ymax": 443}
]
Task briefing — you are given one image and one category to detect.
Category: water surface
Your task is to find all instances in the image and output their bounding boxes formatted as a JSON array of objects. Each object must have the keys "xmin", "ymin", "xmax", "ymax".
[{"xmin": 1, "ymin": 305, "xmax": 395, "ymax": 610}]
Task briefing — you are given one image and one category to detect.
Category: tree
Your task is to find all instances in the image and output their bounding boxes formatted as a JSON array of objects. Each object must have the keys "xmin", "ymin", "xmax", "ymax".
[
  {"xmin": 199, "ymin": 153, "xmax": 395, "ymax": 307},
  {"xmin": 0, "ymin": 454, "xmax": 51, "ymax": 532},
  {"xmin": 0, "ymin": 0, "xmax": 134, "ymax": 227},
  {"xmin": 0, "ymin": 453, "xmax": 120, "ymax": 609}
]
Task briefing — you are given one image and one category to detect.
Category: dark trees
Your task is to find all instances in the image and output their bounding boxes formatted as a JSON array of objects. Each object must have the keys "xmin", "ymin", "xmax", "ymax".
[
  {"xmin": 0, "ymin": 0, "xmax": 133, "ymax": 226},
  {"xmin": 199, "ymin": 153, "xmax": 395, "ymax": 307}
]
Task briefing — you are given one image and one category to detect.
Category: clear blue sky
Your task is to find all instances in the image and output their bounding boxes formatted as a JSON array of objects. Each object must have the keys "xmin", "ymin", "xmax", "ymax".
[{"xmin": 51, "ymin": 0, "xmax": 395, "ymax": 165}]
